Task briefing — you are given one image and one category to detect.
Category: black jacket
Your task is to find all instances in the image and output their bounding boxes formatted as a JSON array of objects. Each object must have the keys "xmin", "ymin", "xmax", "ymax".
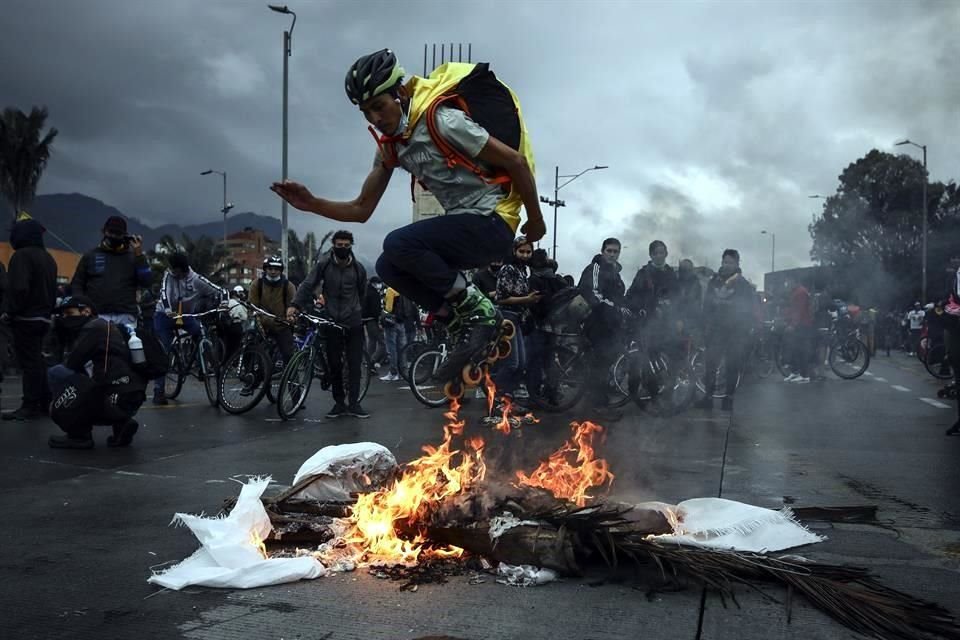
[
  {"xmin": 676, "ymin": 272, "xmax": 703, "ymax": 321},
  {"xmin": 578, "ymin": 255, "xmax": 625, "ymax": 310},
  {"xmin": 703, "ymin": 270, "xmax": 755, "ymax": 334},
  {"xmin": 473, "ymin": 267, "xmax": 500, "ymax": 300},
  {"xmin": 4, "ymin": 220, "xmax": 57, "ymax": 320},
  {"xmin": 293, "ymin": 250, "xmax": 367, "ymax": 327},
  {"xmin": 626, "ymin": 262, "xmax": 678, "ymax": 316},
  {"xmin": 71, "ymin": 244, "xmax": 153, "ymax": 315},
  {"xmin": 528, "ymin": 265, "xmax": 569, "ymax": 323},
  {"xmin": 65, "ymin": 318, "xmax": 143, "ymax": 389},
  {"xmin": 362, "ymin": 283, "xmax": 382, "ymax": 320}
]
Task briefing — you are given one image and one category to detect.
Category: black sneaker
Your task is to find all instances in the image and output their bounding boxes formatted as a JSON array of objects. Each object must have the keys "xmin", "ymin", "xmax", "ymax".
[
  {"xmin": 48, "ymin": 435, "xmax": 94, "ymax": 449},
  {"xmin": 347, "ymin": 403, "xmax": 370, "ymax": 419},
  {"xmin": 721, "ymin": 397, "xmax": 734, "ymax": 411},
  {"xmin": 326, "ymin": 402, "xmax": 347, "ymax": 419},
  {"xmin": 107, "ymin": 419, "xmax": 139, "ymax": 448},
  {"xmin": 152, "ymin": 392, "xmax": 169, "ymax": 406}
]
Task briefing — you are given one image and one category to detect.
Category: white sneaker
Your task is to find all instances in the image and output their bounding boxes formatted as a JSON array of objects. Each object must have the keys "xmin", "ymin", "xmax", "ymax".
[
  {"xmin": 379, "ymin": 373, "xmax": 397, "ymax": 382},
  {"xmin": 784, "ymin": 373, "xmax": 799, "ymax": 382},
  {"xmin": 793, "ymin": 376, "xmax": 811, "ymax": 384}
]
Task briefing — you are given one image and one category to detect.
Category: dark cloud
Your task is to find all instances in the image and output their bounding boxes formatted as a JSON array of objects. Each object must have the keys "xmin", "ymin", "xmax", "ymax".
[{"xmin": 2, "ymin": 0, "xmax": 956, "ymax": 287}]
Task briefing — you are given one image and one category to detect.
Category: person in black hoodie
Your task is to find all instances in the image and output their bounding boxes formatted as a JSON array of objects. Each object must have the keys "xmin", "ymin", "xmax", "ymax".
[
  {"xmin": 676, "ymin": 259, "xmax": 703, "ymax": 338},
  {"xmin": 526, "ymin": 249, "xmax": 568, "ymax": 399},
  {"xmin": 1, "ymin": 217, "xmax": 58, "ymax": 421},
  {"xmin": 626, "ymin": 240, "xmax": 679, "ymax": 361},
  {"xmin": 695, "ymin": 249, "xmax": 756, "ymax": 411},
  {"xmin": 578, "ymin": 237, "xmax": 628, "ymax": 417},
  {"xmin": 71, "ymin": 215, "xmax": 152, "ymax": 327},
  {"xmin": 46, "ymin": 296, "xmax": 146, "ymax": 449}
]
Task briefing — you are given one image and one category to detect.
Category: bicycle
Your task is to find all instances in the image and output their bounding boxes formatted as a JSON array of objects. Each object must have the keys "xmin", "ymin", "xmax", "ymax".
[
  {"xmin": 277, "ymin": 312, "xmax": 373, "ymax": 420},
  {"xmin": 924, "ymin": 340, "xmax": 953, "ymax": 380},
  {"xmin": 824, "ymin": 313, "xmax": 870, "ymax": 379},
  {"xmin": 218, "ymin": 303, "xmax": 288, "ymax": 415},
  {"xmin": 162, "ymin": 309, "xmax": 225, "ymax": 407}
]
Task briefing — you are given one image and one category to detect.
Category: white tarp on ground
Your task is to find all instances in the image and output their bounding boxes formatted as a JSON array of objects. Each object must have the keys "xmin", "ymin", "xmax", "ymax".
[
  {"xmin": 148, "ymin": 477, "xmax": 326, "ymax": 590},
  {"xmin": 653, "ymin": 497, "xmax": 824, "ymax": 552},
  {"xmin": 291, "ymin": 442, "xmax": 398, "ymax": 502}
]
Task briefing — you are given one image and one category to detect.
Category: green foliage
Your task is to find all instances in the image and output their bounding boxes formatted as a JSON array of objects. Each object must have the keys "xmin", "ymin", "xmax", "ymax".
[
  {"xmin": 809, "ymin": 149, "xmax": 960, "ymax": 307},
  {"xmin": 148, "ymin": 232, "xmax": 233, "ymax": 285},
  {"xmin": 286, "ymin": 229, "xmax": 333, "ymax": 284},
  {"xmin": 0, "ymin": 106, "xmax": 58, "ymax": 219}
]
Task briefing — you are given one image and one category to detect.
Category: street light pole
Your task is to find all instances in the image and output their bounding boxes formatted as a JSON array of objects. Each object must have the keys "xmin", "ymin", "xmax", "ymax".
[
  {"xmin": 761, "ymin": 230, "xmax": 775, "ymax": 273},
  {"xmin": 895, "ymin": 139, "xmax": 929, "ymax": 302},
  {"xmin": 269, "ymin": 4, "xmax": 296, "ymax": 269},
  {"xmin": 201, "ymin": 169, "xmax": 233, "ymax": 248},
  {"xmin": 539, "ymin": 164, "xmax": 607, "ymax": 261}
]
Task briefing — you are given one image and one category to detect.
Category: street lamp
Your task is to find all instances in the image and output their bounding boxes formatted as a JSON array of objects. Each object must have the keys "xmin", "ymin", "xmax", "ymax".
[
  {"xmin": 268, "ymin": 4, "xmax": 296, "ymax": 269},
  {"xmin": 201, "ymin": 169, "xmax": 234, "ymax": 248},
  {"xmin": 539, "ymin": 164, "xmax": 608, "ymax": 261},
  {"xmin": 760, "ymin": 230, "xmax": 775, "ymax": 273},
  {"xmin": 895, "ymin": 139, "xmax": 929, "ymax": 303}
]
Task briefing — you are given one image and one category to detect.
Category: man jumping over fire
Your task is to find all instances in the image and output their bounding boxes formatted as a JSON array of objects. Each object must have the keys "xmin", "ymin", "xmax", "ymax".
[{"xmin": 271, "ymin": 49, "xmax": 545, "ymax": 383}]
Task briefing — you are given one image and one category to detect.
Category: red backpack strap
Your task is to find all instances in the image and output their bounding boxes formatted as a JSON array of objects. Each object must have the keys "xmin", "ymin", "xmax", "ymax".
[
  {"xmin": 368, "ymin": 125, "xmax": 400, "ymax": 170},
  {"xmin": 425, "ymin": 94, "xmax": 511, "ymax": 187}
]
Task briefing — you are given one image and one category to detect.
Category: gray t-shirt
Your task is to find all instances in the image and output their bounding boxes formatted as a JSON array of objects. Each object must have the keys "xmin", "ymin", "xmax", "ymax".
[{"xmin": 375, "ymin": 106, "xmax": 505, "ymax": 216}]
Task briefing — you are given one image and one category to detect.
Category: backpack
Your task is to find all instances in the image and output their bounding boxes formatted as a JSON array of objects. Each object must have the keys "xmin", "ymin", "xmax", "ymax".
[
  {"xmin": 371, "ymin": 62, "xmax": 535, "ymax": 229},
  {"xmin": 118, "ymin": 325, "xmax": 169, "ymax": 380},
  {"xmin": 543, "ymin": 287, "xmax": 592, "ymax": 334}
]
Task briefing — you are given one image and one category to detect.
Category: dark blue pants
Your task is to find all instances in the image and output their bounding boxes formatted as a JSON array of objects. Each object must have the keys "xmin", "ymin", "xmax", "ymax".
[
  {"xmin": 376, "ymin": 214, "xmax": 514, "ymax": 312},
  {"xmin": 153, "ymin": 313, "xmax": 202, "ymax": 393}
]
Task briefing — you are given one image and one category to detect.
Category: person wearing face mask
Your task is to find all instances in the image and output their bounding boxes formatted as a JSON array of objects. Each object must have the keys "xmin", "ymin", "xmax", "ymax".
[
  {"xmin": 250, "ymin": 256, "xmax": 297, "ymax": 367},
  {"xmin": 578, "ymin": 238, "xmax": 628, "ymax": 420},
  {"xmin": 1, "ymin": 215, "xmax": 58, "ymax": 422},
  {"xmin": 473, "ymin": 261, "xmax": 502, "ymax": 300},
  {"xmin": 271, "ymin": 49, "xmax": 545, "ymax": 390},
  {"xmin": 152, "ymin": 253, "xmax": 223, "ymax": 405},
  {"xmin": 46, "ymin": 296, "xmax": 147, "ymax": 449},
  {"xmin": 491, "ymin": 237, "xmax": 540, "ymax": 407},
  {"xmin": 71, "ymin": 216, "xmax": 152, "ymax": 327},
  {"xmin": 288, "ymin": 230, "xmax": 369, "ymax": 419},
  {"xmin": 695, "ymin": 249, "xmax": 756, "ymax": 411}
]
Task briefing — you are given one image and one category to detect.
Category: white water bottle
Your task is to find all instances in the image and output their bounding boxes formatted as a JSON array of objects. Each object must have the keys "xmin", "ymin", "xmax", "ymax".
[{"xmin": 127, "ymin": 326, "xmax": 146, "ymax": 365}]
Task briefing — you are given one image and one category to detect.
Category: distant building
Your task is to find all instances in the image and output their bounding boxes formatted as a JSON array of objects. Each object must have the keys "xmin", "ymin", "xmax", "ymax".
[
  {"xmin": 412, "ymin": 183, "xmax": 444, "ymax": 222},
  {"xmin": 0, "ymin": 242, "xmax": 80, "ymax": 286},
  {"xmin": 219, "ymin": 227, "xmax": 279, "ymax": 288}
]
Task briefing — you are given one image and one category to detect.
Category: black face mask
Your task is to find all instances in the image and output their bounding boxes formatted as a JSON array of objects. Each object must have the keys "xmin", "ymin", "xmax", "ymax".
[
  {"xmin": 104, "ymin": 236, "xmax": 125, "ymax": 249},
  {"xmin": 58, "ymin": 316, "xmax": 89, "ymax": 337},
  {"xmin": 489, "ymin": 264, "xmax": 502, "ymax": 274},
  {"xmin": 333, "ymin": 247, "xmax": 351, "ymax": 260}
]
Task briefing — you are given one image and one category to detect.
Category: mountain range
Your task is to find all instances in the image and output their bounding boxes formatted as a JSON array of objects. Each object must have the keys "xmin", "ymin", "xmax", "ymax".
[{"xmin": 2, "ymin": 193, "xmax": 282, "ymax": 254}]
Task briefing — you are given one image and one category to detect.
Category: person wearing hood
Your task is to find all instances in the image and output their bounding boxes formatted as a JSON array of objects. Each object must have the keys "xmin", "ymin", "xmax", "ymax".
[
  {"xmin": 676, "ymin": 259, "xmax": 703, "ymax": 337},
  {"xmin": 288, "ymin": 230, "xmax": 369, "ymax": 419},
  {"xmin": 526, "ymin": 249, "xmax": 568, "ymax": 400},
  {"xmin": 578, "ymin": 238, "xmax": 628, "ymax": 418},
  {"xmin": 46, "ymin": 296, "xmax": 146, "ymax": 449},
  {"xmin": 249, "ymin": 255, "xmax": 297, "ymax": 367},
  {"xmin": 695, "ymin": 249, "xmax": 756, "ymax": 411},
  {"xmin": 152, "ymin": 253, "xmax": 223, "ymax": 405},
  {"xmin": 1, "ymin": 217, "xmax": 58, "ymax": 421},
  {"xmin": 71, "ymin": 216, "xmax": 152, "ymax": 327}
]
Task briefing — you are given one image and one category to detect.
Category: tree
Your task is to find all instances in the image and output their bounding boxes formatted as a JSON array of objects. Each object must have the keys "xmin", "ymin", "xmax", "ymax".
[
  {"xmin": 287, "ymin": 229, "xmax": 333, "ymax": 284},
  {"xmin": 809, "ymin": 149, "xmax": 959, "ymax": 308},
  {"xmin": 0, "ymin": 106, "xmax": 58, "ymax": 220},
  {"xmin": 151, "ymin": 232, "xmax": 232, "ymax": 284}
]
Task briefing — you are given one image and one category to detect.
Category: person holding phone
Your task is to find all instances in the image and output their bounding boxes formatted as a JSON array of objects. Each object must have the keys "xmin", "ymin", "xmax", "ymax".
[{"xmin": 71, "ymin": 216, "xmax": 152, "ymax": 327}]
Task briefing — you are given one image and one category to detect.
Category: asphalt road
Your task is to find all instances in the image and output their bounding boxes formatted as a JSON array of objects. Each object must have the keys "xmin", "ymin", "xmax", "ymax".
[{"xmin": 1, "ymin": 351, "xmax": 958, "ymax": 640}]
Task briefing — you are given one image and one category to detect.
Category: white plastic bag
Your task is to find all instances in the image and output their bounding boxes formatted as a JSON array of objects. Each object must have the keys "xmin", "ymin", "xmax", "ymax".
[
  {"xmin": 148, "ymin": 477, "xmax": 326, "ymax": 590},
  {"xmin": 291, "ymin": 442, "xmax": 397, "ymax": 501}
]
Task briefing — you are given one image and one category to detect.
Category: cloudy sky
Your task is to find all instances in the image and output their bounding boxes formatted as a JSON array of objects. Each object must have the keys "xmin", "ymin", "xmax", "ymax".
[{"xmin": 3, "ymin": 0, "xmax": 957, "ymax": 285}]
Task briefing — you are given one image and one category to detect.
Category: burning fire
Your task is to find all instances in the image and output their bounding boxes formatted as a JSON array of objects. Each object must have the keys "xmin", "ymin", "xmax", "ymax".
[
  {"xmin": 344, "ymin": 400, "xmax": 486, "ymax": 564},
  {"xmin": 515, "ymin": 421, "xmax": 615, "ymax": 507}
]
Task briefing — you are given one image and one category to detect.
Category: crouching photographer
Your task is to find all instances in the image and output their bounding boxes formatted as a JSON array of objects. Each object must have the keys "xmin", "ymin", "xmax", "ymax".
[{"xmin": 46, "ymin": 296, "xmax": 165, "ymax": 450}]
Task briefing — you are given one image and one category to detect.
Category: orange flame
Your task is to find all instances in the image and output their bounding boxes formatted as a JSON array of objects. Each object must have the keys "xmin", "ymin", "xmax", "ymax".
[
  {"xmin": 344, "ymin": 399, "xmax": 488, "ymax": 563},
  {"xmin": 515, "ymin": 421, "xmax": 614, "ymax": 507}
]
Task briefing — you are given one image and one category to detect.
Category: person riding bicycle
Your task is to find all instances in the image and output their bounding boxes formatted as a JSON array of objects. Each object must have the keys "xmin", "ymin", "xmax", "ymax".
[
  {"xmin": 250, "ymin": 255, "xmax": 297, "ymax": 368},
  {"xmin": 152, "ymin": 253, "xmax": 223, "ymax": 405},
  {"xmin": 287, "ymin": 230, "xmax": 369, "ymax": 419},
  {"xmin": 270, "ymin": 49, "xmax": 545, "ymax": 387},
  {"xmin": 626, "ymin": 240, "xmax": 680, "ymax": 366}
]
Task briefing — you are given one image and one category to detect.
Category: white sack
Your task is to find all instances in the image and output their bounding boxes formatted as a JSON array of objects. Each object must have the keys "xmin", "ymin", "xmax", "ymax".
[{"xmin": 291, "ymin": 442, "xmax": 397, "ymax": 501}]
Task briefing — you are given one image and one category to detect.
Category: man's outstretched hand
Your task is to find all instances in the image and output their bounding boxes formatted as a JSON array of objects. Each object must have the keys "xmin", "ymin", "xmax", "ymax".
[
  {"xmin": 270, "ymin": 180, "xmax": 316, "ymax": 212},
  {"xmin": 521, "ymin": 217, "xmax": 546, "ymax": 243}
]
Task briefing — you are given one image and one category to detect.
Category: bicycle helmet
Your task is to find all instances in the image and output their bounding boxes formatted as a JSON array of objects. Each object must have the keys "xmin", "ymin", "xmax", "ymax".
[
  {"xmin": 345, "ymin": 49, "xmax": 405, "ymax": 105},
  {"xmin": 263, "ymin": 255, "xmax": 284, "ymax": 271}
]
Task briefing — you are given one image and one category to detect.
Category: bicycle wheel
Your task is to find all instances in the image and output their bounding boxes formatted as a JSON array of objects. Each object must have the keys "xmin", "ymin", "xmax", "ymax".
[
  {"xmin": 609, "ymin": 351, "xmax": 637, "ymax": 409},
  {"xmin": 278, "ymin": 348, "xmax": 316, "ymax": 420},
  {"xmin": 398, "ymin": 340, "xmax": 431, "ymax": 382},
  {"xmin": 924, "ymin": 343, "xmax": 953, "ymax": 380},
  {"xmin": 409, "ymin": 349, "xmax": 450, "ymax": 408},
  {"xmin": 264, "ymin": 346, "xmax": 284, "ymax": 404},
  {"xmin": 199, "ymin": 339, "xmax": 219, "ymax": 408},
  {"xmin": 163, "ymin": 345, "xmax": 186, "ymax": 399},
  {"xmin": 354, "ymin": 350, "xmax": 372, "ymax": 402},
  {"xmin": 530, "ymin": 344, "xmax": 589, "ymax": 413},
  {"xmin": 828, "ymin": 337, "xmax": 870, "ymax": 379},
  {"xmin": 219, "ymin": 346, "xmax": 271, "ymax": 414},
  {"xmin": 692, "ymin": 348, "xmax": 737, "ymax": 398}
]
